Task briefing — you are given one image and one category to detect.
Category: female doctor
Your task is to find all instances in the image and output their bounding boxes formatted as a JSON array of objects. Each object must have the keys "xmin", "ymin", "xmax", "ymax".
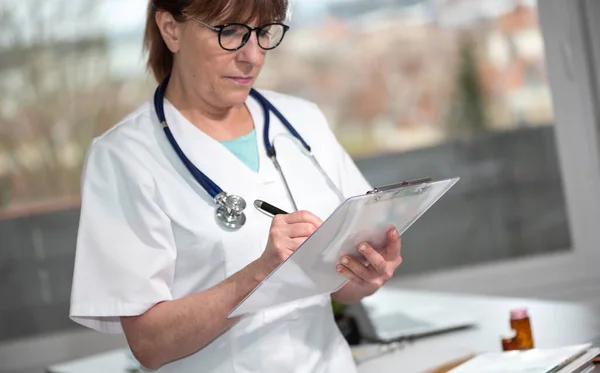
[{"xmin": 69, "ymin": 0, "xmax": 403, "ymax": 372}]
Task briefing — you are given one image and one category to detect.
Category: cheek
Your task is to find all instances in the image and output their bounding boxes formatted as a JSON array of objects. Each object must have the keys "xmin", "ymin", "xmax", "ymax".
[
  {"xmin": 184, "ymin": 49, "xmax": 225, "ymax": 84},
  {"xmin": 180, "ymin": 32, "xmax": 220, "ymax": 71}
]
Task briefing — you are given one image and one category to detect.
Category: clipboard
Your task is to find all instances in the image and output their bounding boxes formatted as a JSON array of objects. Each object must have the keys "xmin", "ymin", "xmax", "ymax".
[{"xmin": 228, "ymin": 177, "xmax": 460, "ymax": 318}]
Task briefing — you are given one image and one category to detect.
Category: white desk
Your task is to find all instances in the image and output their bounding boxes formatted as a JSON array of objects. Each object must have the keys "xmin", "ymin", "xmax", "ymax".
[
  {"xmin": 47, "ymin": 290, "xmax": 600, "ymax": 373},
  {"xmin": 354, "ymin": 290, "xmax": 600, "ymax": 372}
]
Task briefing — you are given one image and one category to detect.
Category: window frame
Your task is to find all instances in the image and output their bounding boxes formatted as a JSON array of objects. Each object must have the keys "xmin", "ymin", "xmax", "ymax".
[{"xmin": 392, "ymin": 0, "xmax": 600, "ymax": 298}]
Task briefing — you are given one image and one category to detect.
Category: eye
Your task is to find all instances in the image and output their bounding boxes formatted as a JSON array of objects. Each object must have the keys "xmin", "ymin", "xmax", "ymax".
[
  {"xmin": 221, "ymin": 28, "xmax": 238, "ymax": 37},
  {"xmin": 220, "ymin": 25, "xmax": 247, "ymax": 38},
  {"xmin": 259, "ymin": 29, "xmax": 271, "ymax": 37}
]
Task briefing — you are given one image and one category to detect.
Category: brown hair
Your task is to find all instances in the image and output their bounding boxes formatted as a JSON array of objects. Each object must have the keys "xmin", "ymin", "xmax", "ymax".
[{"xmin": 144, "ymin": 0, "xmax": 289, "ymax": 82}]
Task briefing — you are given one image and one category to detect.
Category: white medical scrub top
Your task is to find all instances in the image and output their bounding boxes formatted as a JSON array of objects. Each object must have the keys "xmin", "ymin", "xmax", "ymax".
[{"xmin": 69, "ymin": 89, "xmax": 371, "ymax": 373}]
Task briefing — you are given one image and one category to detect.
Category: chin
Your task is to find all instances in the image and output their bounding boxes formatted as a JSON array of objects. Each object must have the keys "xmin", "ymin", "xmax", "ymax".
[{"xmin": 221, "ymin": 87, "xmax": 252, "ymax": 107}]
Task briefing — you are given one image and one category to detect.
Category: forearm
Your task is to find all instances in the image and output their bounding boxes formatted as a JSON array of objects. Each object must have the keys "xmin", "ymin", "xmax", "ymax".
[{"xmin": 122, "ymin": 259, "xmax": 268, "ymax": 370}]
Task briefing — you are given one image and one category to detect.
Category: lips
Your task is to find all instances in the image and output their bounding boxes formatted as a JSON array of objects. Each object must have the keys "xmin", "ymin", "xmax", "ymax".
[{"xmin": 228, "ymin": 77, "xmax": 253, "ymax": 85}]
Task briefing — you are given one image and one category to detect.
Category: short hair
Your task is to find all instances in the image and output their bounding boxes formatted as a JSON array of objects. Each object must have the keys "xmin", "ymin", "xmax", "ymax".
[{"xmin": 144, "ymin": 0, "xmax": 289, "ymax": 82}]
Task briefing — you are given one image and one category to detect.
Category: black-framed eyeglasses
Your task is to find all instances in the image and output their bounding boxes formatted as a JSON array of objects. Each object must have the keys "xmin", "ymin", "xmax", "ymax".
[{"xmin": 192, "ymin": 18, "xmax": 290, "ymax": 51}]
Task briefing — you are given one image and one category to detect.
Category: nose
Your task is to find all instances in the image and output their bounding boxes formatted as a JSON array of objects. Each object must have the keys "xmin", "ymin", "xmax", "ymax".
[{"xmin": 236, "ymin": 31, "xmax": 265, "ymax": 66}]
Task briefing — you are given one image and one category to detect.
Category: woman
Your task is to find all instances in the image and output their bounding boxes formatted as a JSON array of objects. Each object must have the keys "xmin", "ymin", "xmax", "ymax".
[{"xmin": 69, "ymin": 0, "xmax": 403, "ymax": 372}]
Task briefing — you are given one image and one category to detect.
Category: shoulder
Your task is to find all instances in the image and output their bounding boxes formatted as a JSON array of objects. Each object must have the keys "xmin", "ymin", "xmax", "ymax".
[
  {"xmin": 92, "ymin": 100, "xmax": 156, "ymax": 150},
  {"xmin": 86, "ymin": 100, "xmax": 159, "ymax": 159},
  {"xmin": 82, "ymin": 100, "xmax": 159, "ymax": 180}
]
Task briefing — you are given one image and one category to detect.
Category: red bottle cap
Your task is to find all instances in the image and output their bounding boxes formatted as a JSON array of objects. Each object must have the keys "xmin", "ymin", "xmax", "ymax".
[{"xmin": 510, "ymin": 308, "xmax": 529, "ymax": 320}]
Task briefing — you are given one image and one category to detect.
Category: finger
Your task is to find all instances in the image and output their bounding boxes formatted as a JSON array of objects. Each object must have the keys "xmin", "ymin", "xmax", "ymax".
[
  {"xmin": 336, "ymin": 263, "xmax": 368, "ymax": 285},
  {"xmin": 282, "ymin": 222, "xmax": 318, "ymax": 239},
  {"xmin": 356, "ymin": 242, "xmax": 388, "ymax": 274},
  {"xmin": 381, "ymin": 227, "xmax": 402, "ymax": 261},
  {"xmin": 339, "ymin": 255, "xmax": 377, "ymax": 281},
  {"xmin": 281, "ymin": 210, "xmax": 323, "ymax": 228}
]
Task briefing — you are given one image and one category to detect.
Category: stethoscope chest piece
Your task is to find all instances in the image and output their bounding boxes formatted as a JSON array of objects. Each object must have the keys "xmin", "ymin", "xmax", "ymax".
[{"xmin": 214, "ymin": 192, "xmax": 247, "ymax": 230}]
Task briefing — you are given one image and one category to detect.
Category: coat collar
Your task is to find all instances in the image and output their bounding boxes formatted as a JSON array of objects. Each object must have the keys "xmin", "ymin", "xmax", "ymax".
[{"xmin": 162, "ymin": 93, "xmax": 281, "ymax": 201}]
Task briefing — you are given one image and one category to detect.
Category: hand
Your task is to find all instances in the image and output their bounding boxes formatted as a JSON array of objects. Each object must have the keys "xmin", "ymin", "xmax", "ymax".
[
  {"xmin": 257, "ymin": 210, "xmax": 323, "ymax": 277},
  {"xmin": 336, "ymin": 227, "xmax": 402, "ymax": 297}
]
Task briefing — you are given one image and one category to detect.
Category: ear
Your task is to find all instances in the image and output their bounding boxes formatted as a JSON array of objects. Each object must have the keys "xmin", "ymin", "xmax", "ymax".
[{"xmin": 155, "ymin": 11, "xmax": 183, "ymax": 54}]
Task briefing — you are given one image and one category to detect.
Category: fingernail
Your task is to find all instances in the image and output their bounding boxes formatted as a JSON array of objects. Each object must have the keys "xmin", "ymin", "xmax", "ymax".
[
  {"xmin": 341, "ymin": 258, "xmax": 349, "ymax": 265},
  {"xmin": 391, "ymin": 229, "xmax": 399, "ymax": 238},
  {"xmin": 359, "ymin": 244, "xmax": 367, "ymax": 252},
  {"xmin": 336, "ymin": 265, "xmax": 343, "ymax": 273}
]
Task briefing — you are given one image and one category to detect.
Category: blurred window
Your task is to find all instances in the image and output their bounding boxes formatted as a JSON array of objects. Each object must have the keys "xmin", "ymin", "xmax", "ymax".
[
  {"xmin": 0, "ymin": 0, "xmax": 571, "ymax": 343},
  {"xmin": 258, "ymin": 0, "xmax": 570, "ymax": 275}
]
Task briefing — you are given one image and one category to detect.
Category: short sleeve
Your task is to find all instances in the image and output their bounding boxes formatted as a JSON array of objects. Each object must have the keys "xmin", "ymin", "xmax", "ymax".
[{"xmin": 69, "ymin": 138, "xmax": 177, "ymax": 334}]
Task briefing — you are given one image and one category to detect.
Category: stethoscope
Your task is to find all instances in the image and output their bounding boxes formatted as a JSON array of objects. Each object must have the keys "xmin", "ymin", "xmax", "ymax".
[{"xmin": 154, "ymin": 75, "xmax": 344, "ymax": 230}]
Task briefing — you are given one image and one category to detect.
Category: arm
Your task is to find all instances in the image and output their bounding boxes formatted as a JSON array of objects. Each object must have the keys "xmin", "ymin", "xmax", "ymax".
[
  {"xmin": 121, "ymin": 259, "xmax": 268, "ymax": 370},
  {"xmin": 121, "ymin": 211, "xmax": 323, "ymax": 370},
  {"xmin": 71, "ymin": 141, "xmax": 325, "ymax": 369}
]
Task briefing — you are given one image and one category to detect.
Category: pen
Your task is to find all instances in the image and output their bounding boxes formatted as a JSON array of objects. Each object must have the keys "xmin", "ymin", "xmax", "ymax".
[{"xmin": 254, "ymin": 199, "xmax": 289, "ymax": 216}]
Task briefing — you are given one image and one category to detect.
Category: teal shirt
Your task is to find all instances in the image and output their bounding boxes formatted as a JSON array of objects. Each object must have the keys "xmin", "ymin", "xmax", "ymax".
[{"xmin": 220, "ymin": 129, "xmax": 260, "ymax": 173}]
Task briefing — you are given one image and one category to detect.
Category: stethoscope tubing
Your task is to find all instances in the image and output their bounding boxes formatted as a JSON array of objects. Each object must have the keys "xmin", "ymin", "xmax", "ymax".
[{"xmin": 153, "ymin": 74, "xmax": 344, "ymax": 219}]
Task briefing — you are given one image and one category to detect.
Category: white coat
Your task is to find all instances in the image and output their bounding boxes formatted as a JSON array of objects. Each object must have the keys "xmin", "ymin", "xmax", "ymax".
[{"xmin": 69, "ymin": 89, "xmax": 371, "ymax": 373}]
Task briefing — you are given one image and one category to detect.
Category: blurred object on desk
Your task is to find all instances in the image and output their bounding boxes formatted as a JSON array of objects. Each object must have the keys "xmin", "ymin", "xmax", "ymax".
[
  {"xmin": 500, "ymin": 308, "xmax": 536, "ymax": 351},
  {"xmin": 351, "ymin": 342, "xmax": 406, "ymax": 365},
  {"xmin": 421, "ymin": 354, "xmax": 476, "ymax": 373},
  {"xmin": 346, "ymin": 287, "xmax": 477, "ymax": 343},
  {"xmin": 501, "ymin": 329, "xmax": 519, "ymax": 351},
  {"xmin": 510, "ymin": 308, "xmax": 535, "ymax": 350},
  {"xmin": 445, "ymin": 344, "xmax": 597, "ymax": 373},
  {"xmin": 355, "ymin": 289, "xmax": 600, "ymax": 373}
]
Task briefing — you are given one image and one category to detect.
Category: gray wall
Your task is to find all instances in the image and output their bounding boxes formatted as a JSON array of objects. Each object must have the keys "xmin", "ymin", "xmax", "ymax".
[
  {"xmin": 0, "ymin": 126, "xmax": 570, "ymax": 343},
  {"xmin": 0, "ymin": 209, "xmax": 80, "ymax": 343},
  {"xmin": 354, "ymin": 126, "xmax": 570, "ymax": 275}
]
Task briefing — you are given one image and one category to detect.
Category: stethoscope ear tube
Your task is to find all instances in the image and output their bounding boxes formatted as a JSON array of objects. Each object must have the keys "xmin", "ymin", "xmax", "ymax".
[
  {"xmin": 155, "ymin": 75, "xmax": 341, "ymax": 231},
  {"xmin": 308, "ymin": 153, "xmax": 345, "ymax": 201},
  {"xmin": 249, "ymin": 89, "xmax": 312, "ymax": 156},
  {"xmin": 269, "ymin": 154, "xmax": 299, "ymax": 212}
]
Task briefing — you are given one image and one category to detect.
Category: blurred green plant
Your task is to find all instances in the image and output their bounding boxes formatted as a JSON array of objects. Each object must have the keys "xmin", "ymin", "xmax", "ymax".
[
  {"xmin": 331, "ymin": 298, "xmax": 348, "ymax": 317},
  {"xmin": 0, "ymin": 174, "xmax": 10, "ymax": 207},
  {"xmin": 446, "ymin": 33, "xmax": 489, "ymax": 138}
]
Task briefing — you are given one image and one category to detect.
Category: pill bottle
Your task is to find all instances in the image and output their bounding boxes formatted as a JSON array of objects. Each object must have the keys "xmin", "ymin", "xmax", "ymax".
[{"xmin": 510, "ymin": 308, "xmax": 534, "ymax": 350}]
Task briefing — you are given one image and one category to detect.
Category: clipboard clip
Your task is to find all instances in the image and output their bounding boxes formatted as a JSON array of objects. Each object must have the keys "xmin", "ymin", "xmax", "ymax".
[{"xmin": 366, "ymin": 178, "xmax": 433, "ymax": 195}]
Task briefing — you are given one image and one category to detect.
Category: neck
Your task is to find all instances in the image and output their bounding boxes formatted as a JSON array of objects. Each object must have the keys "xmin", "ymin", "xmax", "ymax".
[{"xmin": 164, "ymin": 71, "xmax": 253, "ymax": 141}]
